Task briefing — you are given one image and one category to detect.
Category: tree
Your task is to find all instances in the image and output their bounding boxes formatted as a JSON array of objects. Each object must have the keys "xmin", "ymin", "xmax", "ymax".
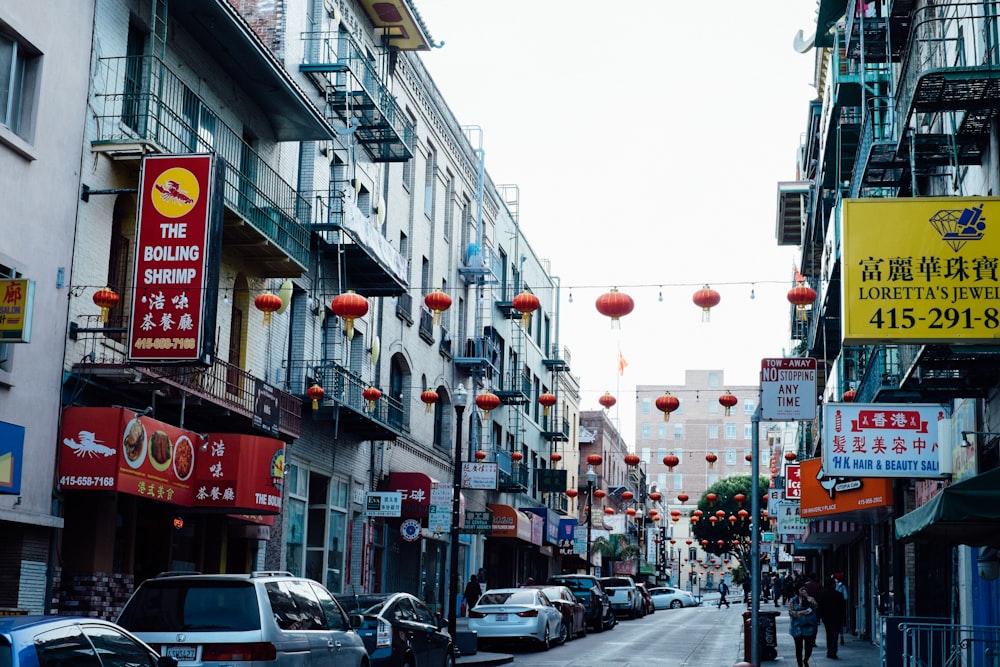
[{"xmin": 689, "ymin": 474, "xmax": 770, "ymax": 574}]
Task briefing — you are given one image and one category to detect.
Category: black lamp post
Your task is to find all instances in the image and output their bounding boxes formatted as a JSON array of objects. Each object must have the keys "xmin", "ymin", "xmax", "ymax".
[
  {"xmin": 585, "ymin": 464, "xmax": 597, "ymax": 574},
  {"xmin": 447, "ymin": 383, "xmax": 468, "ymax": 641}
]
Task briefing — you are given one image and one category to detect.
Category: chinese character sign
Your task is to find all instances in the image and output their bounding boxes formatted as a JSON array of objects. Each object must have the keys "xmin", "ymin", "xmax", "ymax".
[
  {"xmin": 129, "ymin": 154, "xmax": 220, "ymax": 362},
  {"xmin": 821, "ymin": 403, "xmax": 951, "ymax": 478},
  {"xmin": 0, "ymin": 279, "xmax": 34, "ymax": 343}
]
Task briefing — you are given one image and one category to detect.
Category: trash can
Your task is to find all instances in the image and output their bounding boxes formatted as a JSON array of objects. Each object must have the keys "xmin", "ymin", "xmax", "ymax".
[{"xmin": 743, "ymin": 610, "xmax": 780, "ymax": 662}]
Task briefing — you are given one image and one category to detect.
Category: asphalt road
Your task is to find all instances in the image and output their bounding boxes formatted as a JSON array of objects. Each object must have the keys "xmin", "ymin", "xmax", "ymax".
[{"xmin": 484, "ymin": 600, "xmax": 746, "ymax": 667}]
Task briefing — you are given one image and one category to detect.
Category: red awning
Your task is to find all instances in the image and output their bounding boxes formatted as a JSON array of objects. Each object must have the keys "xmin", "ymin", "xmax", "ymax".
[
  {"xmin": 385, "ymin": 472, "xmax": 435, "ymax": 518},
  {"xmin": 802, "ymin": 520, "xmax": 862, "ymax": 546}
]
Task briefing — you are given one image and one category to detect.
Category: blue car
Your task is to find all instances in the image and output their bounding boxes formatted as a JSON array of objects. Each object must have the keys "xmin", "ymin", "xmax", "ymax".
[{"xmin": 0, "ymin": 615, "xmax": 175, "ymax": 667}]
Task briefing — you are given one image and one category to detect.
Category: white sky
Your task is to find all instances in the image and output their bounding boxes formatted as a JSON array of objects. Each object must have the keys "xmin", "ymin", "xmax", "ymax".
[{"xmin": 416, "ymin": 1, "xmax": 821, "ymax": 443}]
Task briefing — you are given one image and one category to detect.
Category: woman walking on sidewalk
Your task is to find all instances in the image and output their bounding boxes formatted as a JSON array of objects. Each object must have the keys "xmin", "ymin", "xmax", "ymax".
[{"xmin": 789, "ymin": 585, "xmax": 819, "ymax": 667}]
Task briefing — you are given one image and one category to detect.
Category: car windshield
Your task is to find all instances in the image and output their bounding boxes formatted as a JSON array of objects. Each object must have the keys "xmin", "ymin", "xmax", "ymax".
[
  {"xmin": 551, "ymin": 577, "xmax": 595, "ymax": 591},
  {"xmin": 117, "ymin": 580, "xmax": 261, "ymax": 632},
  {"xmin": 480, "ymin": 590, "xmax": 537, "ymax": 605},
  {"xmin": 539, "ymin": 587, "xmax": 566, "ymax": 601}
]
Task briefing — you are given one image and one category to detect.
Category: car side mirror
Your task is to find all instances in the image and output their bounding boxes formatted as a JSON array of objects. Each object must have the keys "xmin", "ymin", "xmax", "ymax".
[{"xmin": 349, "ymin": 614, "xmax": 364, "ymax": 630}]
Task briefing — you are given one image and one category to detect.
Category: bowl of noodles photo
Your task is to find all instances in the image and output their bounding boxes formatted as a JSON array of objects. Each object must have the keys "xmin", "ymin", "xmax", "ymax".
[
  {"xmin": 122, "ymin": 417, "xmax": 147, "ymax": 469},
  {"xmin": 148, "ymin": 430, "xmax": 173, "ymax": 472},
  {"xmin": 173, "ymin": 435, "xmax": 194, "ymax": 481}
]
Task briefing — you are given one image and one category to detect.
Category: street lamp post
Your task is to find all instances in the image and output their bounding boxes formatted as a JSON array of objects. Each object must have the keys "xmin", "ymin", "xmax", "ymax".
[
  {"xmin": 447, "ymin": 384, "xmax": 468, "ymax": 641},
  {"xmin": 585, "ymin": 465, "xmax": 597, "ymax": 575}
]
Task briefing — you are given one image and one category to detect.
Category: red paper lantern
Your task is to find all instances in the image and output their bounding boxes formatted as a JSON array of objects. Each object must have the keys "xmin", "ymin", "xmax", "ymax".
[
  {"xmin": 719, "ymin": 391, "xmax": 738, "ymax": 416},
  {"xmin": 655, "ymin": 392, "xmax": 680, "ymax": 422},
  {"xmin": 706, "ymin": 493, "xmax": 717, "ymax": 506},
  {"xmin": 709, "ymin": 516, "xmax": 718, "ymax": 524},
  {"xmin": 331, "ymin": 291, "xmax": 369, "ymax": 340},
  {"xmin": 512, "ymin": 290, "xmax": 541, "ymax": 326},
  {"xmin": 511, "ymin": 451, "xmax": 524, "ymax": 465},
  {"xmin": 474, "ymin": 450, "xmax": 487, "ymax": 461},
  {"xmin": 670, "ymin": 509, "xmax": 681, "ymax": 517},
  {"xmin": 424, "ymin": 289, "xmax": 452, "ymax": 324},
  {"xmin": 700, "ymin": 539, "xmax": 709, "ymax": 546},
  {"xmin": 663, "ymin": 454, "xmax": 680, "ymax": 471},
  {"xmin": 705, "ymin": 452, "xmax": 718, "ymax": 469},
  {"xmin": 604, "ymin": 507, "xmax": 615, "ymax": 515},
  {"xmin": 626, "ymin": 508, "xmax": 637, "ymax": 517},
  {"xmin": 843, "ymin": 389, "xmax": 857, "ymax": 402},
  {"xmin": 648, "ymin": 491, "xmax": 662, "ymax": 502},
  {"xmin": 715, "ymin": 509, "xmax": 726, "ymax": 518},
  {"xmin": 595, "ymin": 287, "xmax": 635, "ymax": 328},
  {"xmin": 787, "ymin": 278, "xmax": 817, "ymax": 320},
  {"xmin": 539, "ymin": 392, "xmax": 557, "ymax": 416},
  {"xmin": 306, "ymin": 383, "xmax": 325, "ymax": 410},
  {"xmin": 624, "ymin": 454, "xmax": 641, "ymax": 467},
  {"xmin": 593, "ymin": 489, "xmax": 607, "ymax": 499},
  {"xmin": 420, "ymin": 389, "xmax": 439, "ymax": 413},
  {"xmin": 255, "ymin": 292, "xmax": 282, "ymax": 326},
  {"xmin": 745, "ymin": 453, "xmax": 753, "ymax": 462},
  {"xmin": 621, "ymin": 490, "xmax": 635, "ymax": 502},
  {"xmin": 676, "ymin": 492, "xmax": 689, "ymax": 503},
  {"xmin": 598, "ymin": 391, "xmax": 617, "ymax": 410},
  {"xmin": 672, "ymin": 515, "xmax": 680, "ymax": 522},
  {"xmin": 362, "ymin": 386, "xmax": 382, "ymax": 411},
  {"xmin": 784, "ymin": 451, "xmax": 797, "ymax": 461},
  {"xmin": 587, "ymin": 454, "xmax": 604, "ymax": 466},
  {"xmin": 565, "ymin": 488, "xmax": 578, "ymax": 498},
  {"xmin": 692, "ymin": 285, "xmax": 721, "ymax": 322},
  {"xmin": 729, "ymin": 515, "xmax": 738, "ymax": 525},
  {"xmin": 549, "ymin": 452, "xmax": 563, "ymax": 463},
  {"xmin": 476, "ymin": 391, "xmax": 501, "ymax": 414},
  {"xmin": 734, "ymin": 493, "xmax": 746, "ymax": 506},
  {"xmin": 685, "ymin": 539, "xmax": 692, "ymax": 545},
  {"xmin": 738, "ymin": 509, "xmax": 749, "ymax": 519},
  {"xmin": 92, "ymin": 287, "xmax": 120, "ymax": 323}
]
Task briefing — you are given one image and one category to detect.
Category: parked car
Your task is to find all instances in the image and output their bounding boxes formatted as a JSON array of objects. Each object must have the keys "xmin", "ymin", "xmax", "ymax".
[
  {"xmin": 0, "ymin": 615, "xmax": 175, "ymax": 667},
  {"xmin": 523, "ymin": 585, "xmax": 587, "ymax": 639},
  {"xmin": 547, "ymin": 574, "xmax": 616, "ymax": 632},
  {"xmin": 635, "ymin": 582, "xmax": 656, "ymax": 615},
  {"xmin": 467, "ymin": 587, "xmax": 566, "ymax": 650},
  {"xmin": 117, "ymin": 571, "xmax": 369, "ymax": 667},
  {"xmin": 600, "ymin": 576, "xmax": 645, "ymax": 619},
  {"xmin": 648, "ymin": 586, "xmax": 701, "ymax": 609},
  {"xmin": 335, "ymin": 592, "xmax": 454, "ymax": 667}
]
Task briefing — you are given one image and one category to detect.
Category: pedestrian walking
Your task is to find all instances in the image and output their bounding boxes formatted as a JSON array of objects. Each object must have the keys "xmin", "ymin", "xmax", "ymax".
[
  {"xmin": 818, "ymin": 577, "xmax": 847, "ymax": 659},
  {"xmin": 742, "ymin": 576, "xmax": 752, "ymax": 604},
  {"xmin": 463, "ymin": 575, "xmax": 482, "ymax": 615},
  {"xmin": 718, "ymin": 580, "xmax": 731, "ymax": 608},
  {"xmin": 772, "ymin": 573, "xmax": 782, "ymax": 606},
  {"xmin": 833, "ymin": 573, "xmax": 849, "ymax": 644},
  {"xmin": 782, "ymin": 574, "xmax": 795, "ymax": 605},
  {"xmin": 789, "ymin": 585, "xmax": 819, "ymax": 667}
]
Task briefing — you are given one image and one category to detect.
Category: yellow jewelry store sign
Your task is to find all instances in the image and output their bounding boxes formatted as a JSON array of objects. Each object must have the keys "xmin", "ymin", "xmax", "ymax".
[{"xmin": 843, "ymin": 197, "xmax": 1000, "ymax": 343}]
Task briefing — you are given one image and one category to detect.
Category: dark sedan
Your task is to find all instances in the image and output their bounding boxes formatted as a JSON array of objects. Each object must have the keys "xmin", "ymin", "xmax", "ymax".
[
  {"xmin": 524, "ymin": 585, "xmax": 587, "ymax": 639},
  {"xmin": 0, "ymin": 615, "xmax": 175, "ymax": 667},
  {"xmin": 337, "ymin": 592, "xmax": 454, "ymax": 667}
]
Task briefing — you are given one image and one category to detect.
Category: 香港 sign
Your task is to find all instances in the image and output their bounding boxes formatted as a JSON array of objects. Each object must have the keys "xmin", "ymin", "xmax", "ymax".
[
  {"xmin": 843, "ymin": 197, "xmax": 1000, "ymax": 343},
  {"xmin": 129, "ymin": 154, "xmax": 221, "ymax": 363},
  {"xmin": 821, "ymin": 403, "xmax": 951, "ymax": 478}
]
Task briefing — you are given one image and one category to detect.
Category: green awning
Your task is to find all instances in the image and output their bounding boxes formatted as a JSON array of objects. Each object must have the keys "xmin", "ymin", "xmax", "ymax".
[{"xmin": 895, "ymin": 468, "xmax": 1000, "ymax": 547}]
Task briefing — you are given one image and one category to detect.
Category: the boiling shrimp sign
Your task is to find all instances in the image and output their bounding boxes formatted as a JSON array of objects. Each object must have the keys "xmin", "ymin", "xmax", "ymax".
[{"xmin": 128, "ymin": 154, "xmax": 221, "ymax": 363}]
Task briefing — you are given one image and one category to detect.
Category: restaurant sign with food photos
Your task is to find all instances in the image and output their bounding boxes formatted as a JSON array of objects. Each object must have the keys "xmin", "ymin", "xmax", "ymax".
[{"xmin": 59, "ymin": 407, "xmax": 283, "ymax": 514}]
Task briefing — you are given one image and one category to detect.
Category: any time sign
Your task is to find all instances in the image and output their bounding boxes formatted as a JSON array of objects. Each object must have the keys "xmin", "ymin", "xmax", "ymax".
[{"xmin": 760, "ymin": 358, "xmax": 817, "ymax": 421}]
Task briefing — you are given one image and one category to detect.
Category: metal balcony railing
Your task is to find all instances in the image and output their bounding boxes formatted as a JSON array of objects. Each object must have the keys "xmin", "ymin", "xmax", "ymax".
[
  {"xmin": 291, "ymin": 360, "xmax": 404, "ymax": 433},
  {"xmin": 92, "ymin": 55, "xmax": 311, "ymax": 269},
  {"xmin": 418, "ymin": 308, "xmax": 434, "ymax": 343},
  {"xmin": 396, "ymin": 292, "xmax": 413, "ymax": 324}
]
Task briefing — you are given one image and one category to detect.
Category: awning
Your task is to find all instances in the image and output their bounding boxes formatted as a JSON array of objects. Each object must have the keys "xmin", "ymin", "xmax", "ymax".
[
  {"xmin": 895, "ymin": 468, "xmax": 1000, "ymax": 547},
  {"xmin": 520, "ymin": 506, "xmax": 561, "ymax": 546},
  {"xmin": 488, "ymin": 503, "xmax": 533, "ymax": 542},
  {"xmin": 384, "ymin": 472, "xmax": 435, "ymax": 518},
  {"xmin": 801, "ymin": 520, "xmax": 862, "ymax": 546}
]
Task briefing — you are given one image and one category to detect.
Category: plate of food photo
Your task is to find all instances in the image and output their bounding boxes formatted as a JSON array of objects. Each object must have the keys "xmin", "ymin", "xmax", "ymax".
[
  {"xmin": 173, "ymin": 435, "xmax": 194, "ymax": 481},
  {"xmin": 122, "ymin": 417, "xmax": 147, "ymax": 469},
  {"xmin": 148, "ymin": 430, "xmax": 173, "ymax": 472}
]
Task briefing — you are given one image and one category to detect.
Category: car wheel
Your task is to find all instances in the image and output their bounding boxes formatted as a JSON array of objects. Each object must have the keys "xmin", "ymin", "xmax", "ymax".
[
  {"xmin": 670, "ymin": 600, "xmax": 682, "ymax": 609},
  {"xmin": 442, "ymin": 647, "xmax": 455, "ymax": 667},
  {"xmin": 557, "ymin": 621, "xmax": 569, "ymax": 645},
  {"xmin": 540, "ymin": 626, "xmax": 551, "ymax": 651}
]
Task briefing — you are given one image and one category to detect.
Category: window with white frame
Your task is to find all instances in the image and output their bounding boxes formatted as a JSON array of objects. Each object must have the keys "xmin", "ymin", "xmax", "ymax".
[
  {"xmin": 743, "ymin": 398, "xmax": 755, "ymax": 414},
  {"xmin": 284, "ymin": 465, "xmax": 350, "ymax": 594},
  {"xmin": 658, "ymin": 423, "xmax": 667, "ymax": 439},
  {"xmin": 641, "ymin": 423, "xmax": 651, "ymax": 439},
  {"xmin": 1, "ymin": 28, "xmax": 39, "ymax": 142},
  {"xmin": 674, "ymin": 423, "xmax": 684, "ymax": 439},
  {"xmin": 672, "ymin": 472, "xmax": 683, "ymax": 489},
  {"xmin": 726, "ymin": 448, "xmax": 736, "ymax": 465},
  {"xmin": 708, "ymin": 372, "xmax": 720, "ymax": 387},
  {"xmin": 708, "ymin": 424, "xmax": 719, "ymax": 439},
  {"xmin": 657, "ymin": 447, "xmax": 667, "ymax": 461},
  {"xmin": 708, "ymin": 401, "xmax": 719, "ymax": 414},
  {"xmin": 744, "ymin": 424, "xmax": 753, "ymax": 440},
  {"xmin": 726, "ymin": 423, "xmax": 737, "ymax": 439},
  {"xmin": 423, "ymin": 143, "xmax": 436, "ymax": 218},
  {"xmin": 642, "ymin": 398, "xmax": 651, "ymax": 414}
]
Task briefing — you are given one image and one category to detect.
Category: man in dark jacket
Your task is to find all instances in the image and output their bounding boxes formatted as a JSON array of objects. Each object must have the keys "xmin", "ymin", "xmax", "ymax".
[{"xmin": 818, "ymin": 577, "xmax": 847, "ymax": 659}]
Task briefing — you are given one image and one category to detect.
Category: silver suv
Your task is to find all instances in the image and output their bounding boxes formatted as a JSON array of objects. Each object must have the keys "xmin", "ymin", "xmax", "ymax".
[{"xmin": 117, "ymin": 571, "xmax": 369, "ymax": 667}]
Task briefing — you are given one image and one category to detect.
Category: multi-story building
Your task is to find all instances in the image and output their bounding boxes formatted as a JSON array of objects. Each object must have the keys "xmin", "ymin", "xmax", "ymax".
[
  {"xmin": 0, "ymin": 1, "xmax": 96, "ymax": 615},
  {"xmin": 779, "ymin": 0, "xmax": 1000, "ymax": 646},
  {"xmin": 0, "ymin": 0, "xmax": 579, "ymax": 617}
]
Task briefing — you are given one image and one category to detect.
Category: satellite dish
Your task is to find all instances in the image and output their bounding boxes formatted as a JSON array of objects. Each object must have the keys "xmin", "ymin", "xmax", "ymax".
[
  {"xmin": 370, "ymin": 335, "xmax": 380, "ymax": 366},
  {"xmin": 276, "ymin": 280, "xmax": 293, "ymax": 314}
]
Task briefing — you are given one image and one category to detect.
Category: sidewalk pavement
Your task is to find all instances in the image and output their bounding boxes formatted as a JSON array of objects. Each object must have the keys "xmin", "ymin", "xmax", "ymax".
[
  {"xmin": 747, "ymin": 602, "xmax": 881, "ymax": 667},
  {"xmin": 454, "ymin": 617, "xmax": 513, "ymax": 666}
]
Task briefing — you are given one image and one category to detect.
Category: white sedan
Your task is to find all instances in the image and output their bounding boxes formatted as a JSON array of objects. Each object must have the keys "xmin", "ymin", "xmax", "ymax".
[
  {"xmin": 648, "ymin": 586, "xmax": 700, "ymax": 609},
  {"xmin": 468, "ymin": 588, "xmax": 567, "ymax": 650}
]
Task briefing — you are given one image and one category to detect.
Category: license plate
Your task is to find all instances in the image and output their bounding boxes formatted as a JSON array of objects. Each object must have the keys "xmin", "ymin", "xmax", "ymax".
[
  {"xmin": 166, "ymin": 646, "xmax": 196, "ymax": 661},
  {"xmin": 494, "ymin": 613, "xmax": 508, "ymax": 622}
]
